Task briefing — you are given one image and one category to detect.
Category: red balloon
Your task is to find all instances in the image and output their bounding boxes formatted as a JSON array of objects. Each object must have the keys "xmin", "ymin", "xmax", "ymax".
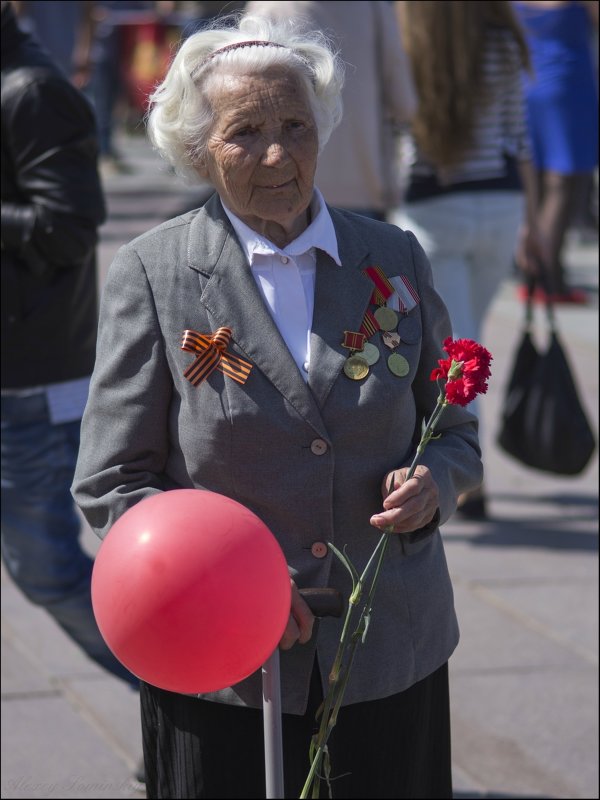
[{"xmin": 91, "ymin": 490, "xmax": 291, "ymax": 694}]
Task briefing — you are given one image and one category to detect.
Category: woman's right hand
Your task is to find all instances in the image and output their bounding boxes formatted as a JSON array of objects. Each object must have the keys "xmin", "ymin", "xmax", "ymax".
[
  {"xmin": 515, "ymin": 222, "xmax": 546, "ymax": 278},
  {"xmin": 279, "ymin": 580, "xmax": 315, "ymax": 650}
]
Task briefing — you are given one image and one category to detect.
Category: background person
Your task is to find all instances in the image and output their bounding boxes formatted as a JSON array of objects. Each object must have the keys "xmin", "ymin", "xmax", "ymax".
[
  {"xmin": 12, "ymin": 0, "xmax": 96, "ymax": 88},
  {"xmin": 391, "ymin": 0, "xmax": 540, "ymax": 519},
  {"xmin": 72, "ymin": 12, "xmax": 483, "ymax": 799},
  {"xmin": 512, "ymin": 0, "xmax": 599, "ymax": 303},
  {"xmin": 245, "ymin": 0, "xmax": 416, "ymax": 221},
  {"xmin": 0, "ymin": 0, "xmax": 139, "ymax": 691},
  {"xmin": 86, "ymin": 0, "xmax": 158, "ymax": 175}
]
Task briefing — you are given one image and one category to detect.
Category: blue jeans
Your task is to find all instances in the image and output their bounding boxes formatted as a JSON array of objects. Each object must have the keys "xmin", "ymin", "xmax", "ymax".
[{"xmin": 1, "ymin": 392, "xmax": 139, "ymax": 688}]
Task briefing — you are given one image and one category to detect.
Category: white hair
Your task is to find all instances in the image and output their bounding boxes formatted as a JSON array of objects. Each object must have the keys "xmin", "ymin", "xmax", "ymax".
[{"xmin": 146, "ymin": 14, "xmax": 345, "ymax": 182}]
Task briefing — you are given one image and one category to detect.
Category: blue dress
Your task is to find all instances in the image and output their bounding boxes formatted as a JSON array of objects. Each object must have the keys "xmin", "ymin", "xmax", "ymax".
[{"xmin": 513, "ymin": 1, "xmax": 599, "ymax": 173}]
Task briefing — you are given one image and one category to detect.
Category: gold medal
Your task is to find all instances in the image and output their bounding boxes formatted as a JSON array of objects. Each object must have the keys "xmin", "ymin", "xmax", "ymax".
[
  {"xmin": 382, "ymin": 331, "xmax": 401, "ymax": 350},
  {"xmin": 361, "ymin": 342, "xmax": 380, "ymax": 366},
  {"xmin": 387, "ymin": 353, "xmax": 409, "ymax": 377},
  {"xmin": 344, "ymin": 354, "xmax": 369, "ymax": 380},
  {"xmin": 374, "ymin": 306, "xmax": 399, "ymax": 332}
]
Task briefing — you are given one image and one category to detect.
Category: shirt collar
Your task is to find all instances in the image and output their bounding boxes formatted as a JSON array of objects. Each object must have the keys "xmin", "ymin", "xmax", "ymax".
[{"xmin": 221, "ymin": 188, "xmax": 341, "ymax": 267}]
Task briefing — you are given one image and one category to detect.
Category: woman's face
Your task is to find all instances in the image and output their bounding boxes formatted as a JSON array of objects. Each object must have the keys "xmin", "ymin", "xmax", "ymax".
[{"xmin": 197, "ymin": 67, "xmax": 319, "ymax": 246}]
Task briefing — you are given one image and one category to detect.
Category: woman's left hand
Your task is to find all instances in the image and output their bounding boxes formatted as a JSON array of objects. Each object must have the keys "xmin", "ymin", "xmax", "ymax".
[
  {"xmin": 279, "ymin": 580, "xmax": 315, "ymax": 651},
  {"xmin": 370, "ymin": 465, "xmax": 439, "ymax": 534}
]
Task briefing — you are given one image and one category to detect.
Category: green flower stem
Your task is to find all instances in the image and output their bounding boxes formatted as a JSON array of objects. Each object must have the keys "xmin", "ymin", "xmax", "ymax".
[
  {"xmin": 326, "ymin": 583, "xmax": 360, "ymax": 683},
  {"xmin": 300, "ymin": 392, "xmax": 451, "ymax": 799},
  {"xmin": 300, "ymin": 742, "xmax": 325, "ymax": 799},
  {"xmin": 300, "ymin": 636, "xmax": 360, "ymax": 799},
  {"xmin": 301, "ymin": 603, "xmax": 359, "ymax": 796},
  {"xmin": 410, "ymin": 394, "xmax": 447, "ymax": 473},
  {"xmin": 300, "ymin": 534, "xmax": 390, "ymax": 798},
  {"xmin": 328, "ymin": 530, "xmax": 392, "ymax": 724}
]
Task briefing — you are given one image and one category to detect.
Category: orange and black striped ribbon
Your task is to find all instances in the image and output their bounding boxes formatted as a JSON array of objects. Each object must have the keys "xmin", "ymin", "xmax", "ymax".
[
  {"xmin": 363, "ymin": 265, "xmax": 395, "ymax": 307},
  {"xmin": 341, "ymin": 298, "xmax": 383, "ymax": 351},
  {"xmin": 181, "ymin": 328, "xmax": 252, "ymax": 387},
  {"xmin": 360, "ymin": 308, "xmax": 380, "ymax": 338}
]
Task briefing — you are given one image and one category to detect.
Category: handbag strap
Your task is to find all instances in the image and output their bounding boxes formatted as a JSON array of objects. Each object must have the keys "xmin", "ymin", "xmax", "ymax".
[{"xmin": 523, "ymin": 275, "xmax": 556, "ymax": 334}]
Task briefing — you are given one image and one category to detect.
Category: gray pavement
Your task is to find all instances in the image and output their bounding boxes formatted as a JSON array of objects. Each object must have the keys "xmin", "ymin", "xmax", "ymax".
[{"xmin": 2, "ymin": 132, "xmax": 598, "ymax": 799}]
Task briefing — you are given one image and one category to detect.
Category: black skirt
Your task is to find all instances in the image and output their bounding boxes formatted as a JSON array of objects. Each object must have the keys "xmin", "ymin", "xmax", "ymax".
[{"xmin": 140, "ymin": 661, "xmax": 452, "ymax": 799}]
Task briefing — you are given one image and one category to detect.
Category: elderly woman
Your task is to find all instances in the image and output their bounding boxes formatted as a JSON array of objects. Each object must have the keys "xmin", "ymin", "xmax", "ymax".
[{"xmin": 73, "ymin": 13, "xmax": 483, "ymax": 800}]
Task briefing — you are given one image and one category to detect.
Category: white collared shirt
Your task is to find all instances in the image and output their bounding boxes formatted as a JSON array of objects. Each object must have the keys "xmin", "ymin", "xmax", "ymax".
[{"xmin": 222, "ymin": 188, "xmax": 341, "ymax": 379}]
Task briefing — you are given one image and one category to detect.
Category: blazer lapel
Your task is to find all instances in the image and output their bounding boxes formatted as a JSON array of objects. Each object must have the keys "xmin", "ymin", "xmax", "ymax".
[
  {"xmin": 187, "ymin": 196, "xmax": 328, "ymax": 435},
  {"xmin": 186, "ymin": 198, "xmax": 374, "ymax": 425},
  {"xmin": 308, "ymin": 210, "xmax": 373, "ymax": 408}
]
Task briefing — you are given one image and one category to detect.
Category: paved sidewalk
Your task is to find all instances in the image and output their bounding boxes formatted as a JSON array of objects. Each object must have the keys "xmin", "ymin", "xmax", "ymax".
[{"xmin": 2, "ymin": 133, "xmax": 598, "ymax": 799}]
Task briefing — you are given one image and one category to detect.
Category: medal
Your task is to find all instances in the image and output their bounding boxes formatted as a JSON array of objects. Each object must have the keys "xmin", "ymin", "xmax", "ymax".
[
  {"xmin": 382, "ymin": 331, "xmax": 401, "ymax": 349},
  {"xmin": 341, "ymin": 330, "xmax": 366, "ymax": 352},
  {"xmin": 341, "ymin": 267, "xmax": 410, "ymax": 382},
  {"xmin": 344, "ymin": 354, "xmax": 369, "ymax": 380},
  {"xmin": 387, "ymin": 353, "xmax": 409, "ymax": 377},
  {"xmin": 361, "ymin": 342, "xmax": 380, "ymax": 366},
  {"xmin": 373, "ymin": 306, "xmax": 399, "ymax": 331}
]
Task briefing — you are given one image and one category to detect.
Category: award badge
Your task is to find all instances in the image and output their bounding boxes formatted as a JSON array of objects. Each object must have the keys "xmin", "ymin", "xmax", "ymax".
[
  {"xmin": 341, "ymin": 267, "xmax": 420, "ymax": 381},
  {"xmin": 341, "ymin": 330, "xmax": 370, "ymax": 381}
]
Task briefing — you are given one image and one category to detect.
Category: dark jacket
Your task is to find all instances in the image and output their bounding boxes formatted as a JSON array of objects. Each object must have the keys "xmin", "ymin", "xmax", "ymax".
[{"xmin": 1, "ymin": 1, "xmax": 106, "ymax": 389}]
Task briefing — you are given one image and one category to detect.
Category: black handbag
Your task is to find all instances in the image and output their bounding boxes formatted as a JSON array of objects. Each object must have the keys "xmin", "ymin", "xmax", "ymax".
[{"xmin": 497, "ymin": 283, "xmax": 596, "ymax": 475}]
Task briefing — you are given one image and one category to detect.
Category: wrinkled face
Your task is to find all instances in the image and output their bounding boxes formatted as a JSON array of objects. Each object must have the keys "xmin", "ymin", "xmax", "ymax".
[{"xmin": 197, "ymin": 67, "xmax": 319, "ymax": 243}]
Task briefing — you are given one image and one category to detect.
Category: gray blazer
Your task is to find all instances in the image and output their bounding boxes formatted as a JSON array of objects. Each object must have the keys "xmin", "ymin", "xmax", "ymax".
[{"xmin": 73, "ymin": 194, "xmax": 483, "ymax": 714}]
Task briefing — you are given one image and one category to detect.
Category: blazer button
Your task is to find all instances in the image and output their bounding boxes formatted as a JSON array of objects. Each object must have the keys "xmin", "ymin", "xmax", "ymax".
[
  {"xmin": 310, "ymin": 438, "xmax": 328, "ymax": 456},
  {"xmin": 311, "ymin": 541, "xmax": 328, "ymax": 559}
]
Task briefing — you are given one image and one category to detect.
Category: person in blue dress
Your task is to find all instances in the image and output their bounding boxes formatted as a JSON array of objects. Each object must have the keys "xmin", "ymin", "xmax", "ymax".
[{"xmin": 513, "ymin": 0, "xmax": 598, "ymax": 303}]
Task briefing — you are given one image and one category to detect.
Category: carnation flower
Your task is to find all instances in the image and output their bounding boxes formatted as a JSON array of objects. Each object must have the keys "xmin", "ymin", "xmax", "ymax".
[{"xmin": 430, "ymin": 337, "xmax": 493, "ymax": 406}]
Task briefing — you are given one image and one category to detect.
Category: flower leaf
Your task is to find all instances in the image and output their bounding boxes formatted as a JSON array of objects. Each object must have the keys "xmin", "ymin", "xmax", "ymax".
[
  {"xmin": 327, "ymin": 541, "xmax": 360, "ymax": 590},
  {"xmin": 314, "ymin": 700, "xmax": 324, "ymax": 724},
  {"xmin": 309, "ymin": 734, "xmax": 319, "ymax": 763},
  {"xmin": 323, "ymin": 747, "xmax": 332, "ymax": 799},
  {"xmin": 361, "ymin": 611, "xmax": 371, "ymax": 643}
]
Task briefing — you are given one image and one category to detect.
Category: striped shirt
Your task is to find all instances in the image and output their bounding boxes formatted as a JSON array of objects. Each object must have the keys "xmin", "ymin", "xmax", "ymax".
[{"xmin": 401, "ymin": 27, "xmax": 531, "ymax": 201}]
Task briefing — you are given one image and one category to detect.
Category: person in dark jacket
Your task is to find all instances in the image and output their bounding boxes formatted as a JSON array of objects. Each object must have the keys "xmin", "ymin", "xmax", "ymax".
[{"xmin": 0, "ymin": 0, "xmax": 138, "ymax": 690}]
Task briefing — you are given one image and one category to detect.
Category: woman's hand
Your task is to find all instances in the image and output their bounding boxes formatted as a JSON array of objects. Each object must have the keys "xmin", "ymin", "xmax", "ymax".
[
  {"xmin": 279, "ymin": 580, "xmax": 315, "ymax": 650},
  {"xmin": 515, "ymin": 222, "xmax": 549, "ymax": 279},
  {"xmin": 370, "ymin": 465, "xmax": 439, "ymax": 534}
]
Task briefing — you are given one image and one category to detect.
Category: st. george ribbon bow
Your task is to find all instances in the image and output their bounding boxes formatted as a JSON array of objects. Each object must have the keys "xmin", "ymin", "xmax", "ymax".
[{"xmin": 181, "ymin": 327, "xmax": 252, "ymax": 386}]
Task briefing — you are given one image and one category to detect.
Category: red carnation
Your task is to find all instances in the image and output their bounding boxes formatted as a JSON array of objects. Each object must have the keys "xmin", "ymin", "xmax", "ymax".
[{"xmin": 430, "ymin": 337, "xmax": 493, "ymax": 407}]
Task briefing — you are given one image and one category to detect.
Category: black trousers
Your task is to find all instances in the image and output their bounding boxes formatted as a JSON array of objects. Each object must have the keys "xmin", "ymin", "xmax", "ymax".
[{"xmin": 141, "ymin": 662, "xmax": 452, "ymax": 799}]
